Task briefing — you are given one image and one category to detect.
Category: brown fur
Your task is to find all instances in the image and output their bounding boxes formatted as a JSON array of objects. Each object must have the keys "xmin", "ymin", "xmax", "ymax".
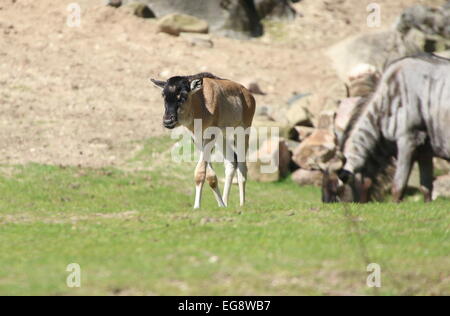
[{"xmin": 181, "ymin": 78, "xmax": 256, "ymax": 133}]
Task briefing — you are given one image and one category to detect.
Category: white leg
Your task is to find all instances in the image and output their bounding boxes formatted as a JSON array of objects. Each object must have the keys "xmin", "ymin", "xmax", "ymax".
[
  {"xmin": 193, "ymin": 151, "xmax": 206, "ymax": 210},
  {"xmin": 236, "ymin": 134, "xmax": 249, "ymax": 207},
  {"xmin": 236, "ymin": 162, "xmax": 247, "ymax": 207},
  {"xmin": 222, "ymin": 137, "xmax": 237, "ymax": 207}
]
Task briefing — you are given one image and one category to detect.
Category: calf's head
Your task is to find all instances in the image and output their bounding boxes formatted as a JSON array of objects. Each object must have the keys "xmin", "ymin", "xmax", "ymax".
[{"xmin": 151, "ymin": 76, "xmax": 202, "ymax": 129}]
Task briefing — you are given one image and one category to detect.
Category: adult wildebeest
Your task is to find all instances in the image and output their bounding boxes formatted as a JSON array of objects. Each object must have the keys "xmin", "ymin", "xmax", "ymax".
[
  {"xmin": 151, "ymin": 73, "xmax": 256, "ymax": 209},
  {"xmin": 333, "ymin": 54, "xmax": 450, "ymax": 203}
]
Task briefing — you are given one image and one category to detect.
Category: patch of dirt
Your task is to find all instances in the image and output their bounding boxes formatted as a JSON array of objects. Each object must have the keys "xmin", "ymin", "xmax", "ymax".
[
  {"xmin": 0, "ymin": 0, "xmax": 445, "ymax": 167},
  {"xmin": 0, "ymin": 210, "xmax": 139, "ymax": 225}
]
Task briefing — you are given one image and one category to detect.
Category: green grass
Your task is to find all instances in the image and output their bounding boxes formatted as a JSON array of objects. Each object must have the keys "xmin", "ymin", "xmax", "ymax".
[{"xmin": 0, "ymin": 136, "xmax": 448, "ymax": 296}]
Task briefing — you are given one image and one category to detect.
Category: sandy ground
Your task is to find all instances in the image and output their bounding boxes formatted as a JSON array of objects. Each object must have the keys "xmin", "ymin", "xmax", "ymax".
[{"xmin": 0, "ymin": 0, "xmax": 445, "ymax": 167}]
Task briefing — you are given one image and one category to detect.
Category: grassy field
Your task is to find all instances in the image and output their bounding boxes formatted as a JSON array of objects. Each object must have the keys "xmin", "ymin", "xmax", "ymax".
[{"xmin": 0, "ymin": 136, "xmax": 448, "ymax": 296}]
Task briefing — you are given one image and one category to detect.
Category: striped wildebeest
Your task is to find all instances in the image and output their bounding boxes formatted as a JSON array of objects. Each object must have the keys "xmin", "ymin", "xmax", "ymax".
[
  {"xmin": 334, "ymin": 54, "xmax": 450, "ymax": 203},
  {"xmin": 322, "ymin": 97, "xmax": 395, "ymax": 203},
  {"xmin": 151, "ymin": 73, "xmax": 256, "ymax": 209}
]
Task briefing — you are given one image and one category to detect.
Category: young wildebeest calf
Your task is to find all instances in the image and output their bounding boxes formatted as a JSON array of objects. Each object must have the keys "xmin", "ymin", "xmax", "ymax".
[
  {"xmin": 338, "ymin": 54, "xmax": 450, "ymax": 203},
  {"xmin": 151, "ymin": 73, "xmax": 256, "ymax": 209}
]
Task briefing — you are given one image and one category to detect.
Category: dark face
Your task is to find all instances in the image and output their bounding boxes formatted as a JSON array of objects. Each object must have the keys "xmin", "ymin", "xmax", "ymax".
[
  {"xmin": 322, "ymin": 169, "xmax": 354, "ymax": 203},
  {"xmin": 322, "ymin": 169, "xmax": 374, "ymax": 203},
  {"xmin": 151, "ymin": 77, "xmax": 190, "ymax": 129}
]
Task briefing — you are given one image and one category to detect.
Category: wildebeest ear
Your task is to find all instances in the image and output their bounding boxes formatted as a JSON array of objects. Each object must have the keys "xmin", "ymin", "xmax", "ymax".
[
  {"xmin": 190, "ymin": 79, "xmax": 202, "ymax": 92},
  {"xmin": 150, "ymin": 79, "xmax": 166, "ymax": 89}
]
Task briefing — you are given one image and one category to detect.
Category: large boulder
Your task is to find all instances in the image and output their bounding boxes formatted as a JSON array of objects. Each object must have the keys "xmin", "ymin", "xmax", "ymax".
[
  {"xmin": 290, "ymin": 126, "xmax": 314, "ymax": 142},
  {"xmin": 285, "ymin": 96, "xmax": 314, "ymax": 127},
  {"xmin": 433, "ymin": 174, "xmax": 450, "ymax": 200},
  {"xmin": 403, "ymin": 28, "xmax": 450, "ymax": 53},
  {"xmin": 119, "ymin": 0, "xmax": 263, "ymax": 38},
  {"xmin": 396, "ymin": 4, "xmax": 450, "ymax": 40},
  {"xmin": 157, "ymin": 14, "xmax": 209, "ymax": 36},
  {"xmin": 292, "ymin": 129, "xmax": 337, "ymax": 171},
  {"xmin": 396, "ymin": 3, "xmax": 450, "ymax": 53},
  {"xmin": 291, "ymin": 169, "xmax": 323, "ymax": 187},
  {"xmin": 327, "ymin": 30, "xmax": 421, "ymax": 83},
  {"xmin": 347, "ymin": 64, "xmax": 380, "ymax": 97},
  {"xmin": 248, "ymin": 138, "xmax": 291, "ymax": 182}
]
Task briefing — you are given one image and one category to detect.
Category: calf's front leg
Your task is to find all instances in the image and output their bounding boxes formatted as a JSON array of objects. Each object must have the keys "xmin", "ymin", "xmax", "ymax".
[{"xmin": 194, "ymin": 151, "xmax": 207, "ymax": 210}]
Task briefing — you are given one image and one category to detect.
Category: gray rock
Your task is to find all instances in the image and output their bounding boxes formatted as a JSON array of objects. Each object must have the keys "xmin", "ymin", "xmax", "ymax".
[
  {"xmin": 396, "ymin": 4, "xmax": 450, "ymax": 39},
  {"xmin": 327, "ymin": 31, "xmax": 421, "ymax": 83},
  {"xmin": 396, "ymin": 3, "xmax": 450, "ymax": 53},
  {"xmin": 240, "ymin": 78, "xmax": 266, "ymax": 95},
  {"xmin": 158, "ymin": 14, "xmax": 209, "ymax": 36},
  {"xmin": 286, "ymin": 96, "xmax": 314, "ymax": 127},
  {"xmin": 107, "ymin": 0, "xmax": 122, "ymax": 8}
]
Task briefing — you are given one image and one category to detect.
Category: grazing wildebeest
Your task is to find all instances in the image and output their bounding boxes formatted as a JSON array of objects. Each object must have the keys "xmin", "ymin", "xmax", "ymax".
[
  {"xmin": 323, "ymin": 65, "xmax": 394, "ymax": 203},
  {"xmin": 336, "ymin": 54, "xmax": 450, "ymax": 203},
  {"xmin": 151, "ymin": 73, "xmax": 256, "ymax": 209},
  {"xmin": 321, "ymin": 96, "xmax": 395, "ymax": 203}
]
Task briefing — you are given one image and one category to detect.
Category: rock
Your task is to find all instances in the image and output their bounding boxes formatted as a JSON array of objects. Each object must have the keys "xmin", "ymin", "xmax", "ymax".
[
  {"xmin": 254, "ymin": 105, "xmax": 271, "ymax": 119},
  {"xmin": 121, "ymin": 2, "xmax": 156, "ymax": 18},
  {"xmin": 433, "ymin": 174, "xmax": 450, "ymax": 200},
  {"xmin": 289, "ymin": 126, "xmax": 314, "ymax": 142},
  {"xmin": 316, "ymin": 110, "xmax": 336, "ymax": 130},
  {"xmin": 180, "ymin": 32, "xmax": 214, "ymax": 48},
  {"xmin": 292, "ymin": 169, "xmax": 323, "ymax": 187},
  {"xmin": 434, "ymin": 158, "xmax": 450, "ymax": 174},
  {"xmin": 267, "ymin": 106, "xmax": 290, "ymax": 125},
  {"xmin": 327, "ymin": 30, "xmax": 421, "ymax": 83},
  {"xmin": 157, "ymin": 13, "xmax": 209, "ymax": 36},
  {"xmin": 396, "ymin": 4, "xmax": 450, "ymax": 40},
  {"xmin": 435, "ymin": 50, "xmax": 450, "ymax": 58},
  {"xmin": 286, "ymin": 96, "xmax": 314, "ymax": 127},
  {"xmin": 124, "ymin": 0, "xmax": 263, "ymax": 39},
  {"xmin": 252, "ymin": 118, "xmax": 290, "ymax": 138},
  {"xmin": 286, "ymin": 140, "xmax": 301, "ymax": 172},
  {"xmin": 240, "ymin": 78, "xmax": 266, "ymax": 95},
  {"xmin": 108, "ymin": 0, "xmax": 122, "ymax": 8},
  {"xmin": 396, "ymin": 3, "xmax": 450, "ymax": 53},
  {"xmin": 347, "ymin": 63, "xmax": 380, "ymax": 97},
  {"xmin": 254, "ymin": 0, "xmax": 297, "ymax": 20},
  {"xmin": 292, "ymin": 129, "xmax": 337, "ymax": 171},
  {"xmin": 404, "ymin": 28, "xmax": 450, "ymax": 53},
  {"xmin": 248, "ymin": 138, "xmax": 291, "ymax": 182}
]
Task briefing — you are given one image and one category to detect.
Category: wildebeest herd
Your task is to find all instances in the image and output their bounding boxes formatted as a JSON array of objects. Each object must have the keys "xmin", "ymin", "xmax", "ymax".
[{"xmin": 152, "ymin": 53, "xmax": 450, "ymax": 208}]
